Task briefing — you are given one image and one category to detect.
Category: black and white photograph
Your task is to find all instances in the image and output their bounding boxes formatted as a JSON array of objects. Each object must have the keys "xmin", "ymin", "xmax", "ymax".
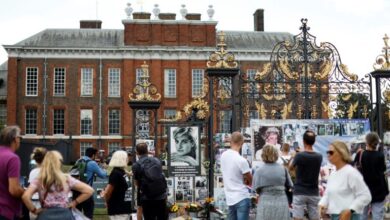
[
  {"xmin": 317, "ymin": 124, "xmax": 326, "ymax": 136},
  {"xmin": 195, "ymin": 176, "xmax": 207, "ymax": 188},
  {"xmin": 194, "ymin": 176, "xmax": 208, "ymax": 202},
  {"xmin": 325, "ymin": 124, "xmax": 334, "ymax": 136},
  {"xmin": 168, "ymin": 125, "xmax": 201, "ymax": 176},
  {"xmin": 175, "ymin": 177, "xmax": 194, "ymax": 202},
  {"xmin": 166, "ymin": 177, "xmax": 174, "ymax": 202},
  {"xmin": 241, "ymin": 142, "xmax": 252, "ymax": 163}
]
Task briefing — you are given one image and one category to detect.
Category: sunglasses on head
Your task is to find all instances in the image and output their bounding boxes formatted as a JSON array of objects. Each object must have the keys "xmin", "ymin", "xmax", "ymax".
[{"xmin": 326, "ymin": 150, "xmax": 334, "ymax": 156}]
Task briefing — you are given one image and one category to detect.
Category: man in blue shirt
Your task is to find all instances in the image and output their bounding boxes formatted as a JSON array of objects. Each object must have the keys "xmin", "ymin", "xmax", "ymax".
[{"xmin": 76, "ymin": 147, "xmax": 107, "ymax": 219}]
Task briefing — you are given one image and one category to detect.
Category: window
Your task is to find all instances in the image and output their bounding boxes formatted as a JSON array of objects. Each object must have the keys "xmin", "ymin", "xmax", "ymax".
[
  {"xmin": 108, "ymin": 142, "xmax": 121, "ymax": 154},
  {"xmin": 81, "ymin": 68, "xmax": 93, "ymax": 96},
  {"xmin": 108, "ymin": 68, "xmax": 120, "ymax": 97},
  {"xmin": 219, "ymin": 110, "xmax": 232, "ymax": 133},
  {"xmin": 108, "ymin": 109, "xmax": 120, "ymax": 135},
  {"xmin": 192, "ymin": 69, "xmax": 204, "ymax": 97},
  {"xmin": 80, "ymin": 109, "xmax": 93, "ymax": 135},
  {"xmin": 0, "ymin": 104, "xmax": 6, "ymax": 128},
  {"xmin": 80, "ymin": 142, "xmax": 92, "ymax": 157},
  {"xmin": 54, "ymin": 68, "xmax": 66, "ymax": 96},
  {"xmin": 25, "ymin": 108, "xmax": 37, "ymax": 134},
  {"xmin": 164, "ymin": 69, "xmax": 176, "ymax": 98},
  {"xmin": 164, "ymin": 109, "xmax": 177, "ymax": 119},
  {"xmin": 218, "ymin": 77, "xmax": 232, "ymax": 98},
  {"xmin": 53, "ymin": 109, "xmax": 65, "ymax": 134},
  {"xmin": 26, "ymin": 67, "xmax": 38, "ymax": 96},
  {"xmin": 136, "ymin": 68, "xmax": 143, "ymax": 85},
  {"xmin": 247, "ymin": 69, "xmax": 259, "ymax": 98}
]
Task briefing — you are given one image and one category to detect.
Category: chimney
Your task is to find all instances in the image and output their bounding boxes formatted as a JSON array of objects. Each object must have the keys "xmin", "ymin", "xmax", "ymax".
[
  {"xmin": 158, "ymin": 13, "xmax": 176, "ymax": 20},
  {"xmin": 133, "ymin": 12, "xmax": 151, "ymax": 20},
  {"xmin": 185, "ymin": 13, "xmax": 201, "ymax": 21},
  {"xmin": 253, "ymin": 9, "xmax": 264, "ymax": 31},
  {"xmin": 80, "ymin": 20, "xmax": 102, "ymax": 29}
]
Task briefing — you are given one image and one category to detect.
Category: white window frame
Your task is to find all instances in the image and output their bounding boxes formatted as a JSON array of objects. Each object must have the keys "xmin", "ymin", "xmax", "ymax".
[
  {"xmin": 108, "ymin": 109, "xmax": 121, "ymax": 135},
  {"xmin": 192, "ymin": 69, "xmax": 204, "ymax": 97},
  {"xmin": 81, "ymin": 68, "xmax": 93, "ymax": 96},
  {"xmin": 247, "ymin": 69, "xmax": 259, "ymax": 98},
  {"xmin": 26, "ymin": 67, "xmax": 38, "ymax": 96},
  {"xmin": 108, "ymin": 68, "xmax": 120, "ymax": 97},
  {"xmin": 25, "ymin": 108, "xmax": 37, "ymax": 134},
  {"xmin": 164, "ymin": 69, "xmax": 176, "ymax": 98},
  {"xmin": 164, "ymin": 109, "xmax": 177, "ymax": 119},
  {"xmin": 219, "ymin": 110, "xmax": 232, "ymax": 133},
  {"xmin": 53, "ymin": 67, "xmax": 66, "ymax": 96},
  {"xmin": 80, "ymin": 142, "xmax": 93, "ymax": 157},
  {"xmin": 80, "ymin": 109, "xmax": 93, "ymax": 135},
  {"xmin": 53, "ymin": 109, "xmax": 65, "ymax": 135}
]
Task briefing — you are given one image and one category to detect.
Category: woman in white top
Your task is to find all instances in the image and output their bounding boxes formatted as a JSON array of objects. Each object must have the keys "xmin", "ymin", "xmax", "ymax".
[
  {"xmin": 318, "ymin": 141, "xmax": 371, "ymax": 220},
  {"xmin": 28, "ymin": 147, "xmax": 47, "ymax": 219}
]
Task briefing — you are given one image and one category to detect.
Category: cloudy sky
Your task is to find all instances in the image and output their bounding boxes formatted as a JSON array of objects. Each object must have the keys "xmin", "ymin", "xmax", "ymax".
[{"xmin": 1, "ymin": 0, "xmax": 390, "ymax": 77}]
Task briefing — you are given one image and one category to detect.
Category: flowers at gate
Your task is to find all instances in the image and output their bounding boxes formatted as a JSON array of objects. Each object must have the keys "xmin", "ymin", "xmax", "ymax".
[
  {"xmin": 184, "ymin": 202, "xmax": 203, "ymax": 212},
  {"xmin": 202, "ymin": 197, "xmax": 216, "ymax": 213},
  {"xmin": 183, "ymin": 98, "xmax": 209, "ymax": 120},
  {"xmin": 167, "ymin": 202, "xmax": 179, "ymax": 213}
]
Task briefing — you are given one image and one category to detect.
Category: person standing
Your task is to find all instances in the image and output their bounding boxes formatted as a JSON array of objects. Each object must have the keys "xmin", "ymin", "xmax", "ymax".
[
  {"xmin": 221, "ymin": 131, "xmax": 252, "ymax": 220},
  {"xmin": 101, "ymin": 150, "xmax": 132, "ymax": 220},
  {"xmin": 28, "ymin": 147, "xmax": 47, "ymax": 219},
  {"xmin": 253, "ymin": 144, "xmax": 293, "ymax": 220},
  {"xmin": 0, "ymin": 125, "xmax": 25, "ymax": 220},
  {"xmin": 132, "ymin": 143, "xmax": 167, "ymax": 220},
  {"xmin": 22, "ymin": 151, "xmax": 94, "ymax": 220},
  {"xmin": 354, "ymin": 132, "xmax": 389, "ymax": 220},
  {"xmin": 289, "ymin": 130, "xmax": 322, "ymax": 220},
  {"xmin": 75, "ymin": 147, "xmax": 108, "ymax": 219},
  {"xmin": 319, "ymin": 141, "xmax": 371, "ymax": 220}
]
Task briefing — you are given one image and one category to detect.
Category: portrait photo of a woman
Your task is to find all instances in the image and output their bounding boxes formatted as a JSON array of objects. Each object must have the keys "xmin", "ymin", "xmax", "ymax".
[{"xmin": 170, "ymin": 126, "xmax": 199, "ymax": 166}]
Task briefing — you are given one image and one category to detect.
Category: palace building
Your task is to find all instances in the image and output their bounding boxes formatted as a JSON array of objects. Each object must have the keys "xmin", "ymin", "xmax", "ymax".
[{"xmin": 3, "ymin": 6, "xmax": 293, "ymax": 158}]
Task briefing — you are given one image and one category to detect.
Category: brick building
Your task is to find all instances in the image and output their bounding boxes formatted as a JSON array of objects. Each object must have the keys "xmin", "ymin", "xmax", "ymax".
[{"xmin": 3, "ymin": 7, "xmax": 292, "ymax": 159}]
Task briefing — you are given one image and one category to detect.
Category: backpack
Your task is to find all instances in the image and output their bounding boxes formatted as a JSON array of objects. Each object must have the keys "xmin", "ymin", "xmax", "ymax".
[
  {"xmin": 138, "ymin": 157, "xmax": 167, "ymax": 199},
  {"xmin": 69, "ymin": 158, "xmax": 92, "ymax": 183}
]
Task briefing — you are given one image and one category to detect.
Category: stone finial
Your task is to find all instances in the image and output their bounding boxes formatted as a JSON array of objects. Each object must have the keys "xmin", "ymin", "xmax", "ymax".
[
  {"xmin": 125, "ymin": 3, "xmax": 133, "ymax": 19},
  {"xmin": 180, "ymin": 4, "xmax": 188, "ymax": 20},
  {"xmin": 207, "ymin": 5, "xmax": 215, "ymax": 20},
  {"xmin": 152, "ymin": 4, "xmax": 160, "ymax": 19}
]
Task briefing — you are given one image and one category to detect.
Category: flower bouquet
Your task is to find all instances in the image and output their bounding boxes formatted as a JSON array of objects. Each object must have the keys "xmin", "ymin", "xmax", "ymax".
[
  {"xmin": 185, "ymin": 203, "xmax": 203, "ymax": 218},
  {"xmin": 167, "ymin": 202, "xmax": 180, "ymax": 218}
]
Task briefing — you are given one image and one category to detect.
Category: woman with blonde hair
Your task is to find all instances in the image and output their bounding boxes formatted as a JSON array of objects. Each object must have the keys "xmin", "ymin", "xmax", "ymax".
[
  {"xmin": 253, "ymin": 144, "xmax": 293, "ymax": 220},
  {"xmin": 319, "ymin": 141, "xmax": 371, "ymax": 220},
  {"xmin": 22, "ymin": 151, "xmax": 93, "ymax": 220},
  {"xmin": 101, "ymin": 150, "xmax": 132, "ymax": 220}
]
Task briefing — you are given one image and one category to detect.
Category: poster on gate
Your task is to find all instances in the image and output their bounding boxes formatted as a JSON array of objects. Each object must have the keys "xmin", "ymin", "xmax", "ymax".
[
  {"xmin": 168, "ymin": 125, "xmax": 201, "ymax": 176},
  {"xmin": 250, "ymin": 119, "xmax": 370, "ymax": 166}
]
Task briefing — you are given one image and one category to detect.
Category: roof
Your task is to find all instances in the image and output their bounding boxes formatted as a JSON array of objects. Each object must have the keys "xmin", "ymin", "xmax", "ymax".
[{"xmin": 13, "ymin": 29, "xmax": 293, "ymax": 51}]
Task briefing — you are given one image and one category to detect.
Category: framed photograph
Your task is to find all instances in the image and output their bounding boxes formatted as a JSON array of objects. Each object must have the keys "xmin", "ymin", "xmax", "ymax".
[
  {"xmin": 175, "ymin": 177, "xmax": 194, "ymax": 202},
  {"xmin": 168, "ymin": 125, "xmax": 201, "ymax": 176},
  {"xmin": 254, "ymin": 126, "xmax": 283, "ymax": 161}
]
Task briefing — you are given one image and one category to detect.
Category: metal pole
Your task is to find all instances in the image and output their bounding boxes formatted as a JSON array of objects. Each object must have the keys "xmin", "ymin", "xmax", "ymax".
[
  {"xmin": 301, "ymin": 19, "xmax": 310, "ymax": 119},
  {"xmin": 375, "ymin": 77, "xmax": 383, "ymax": 138},
  {"xmin": 131, "ymin": 110, "xmax": 137, "ymax": 212},
  {"xmin": 207, "ymin": 77, "xmax": 214, "ymax": 198},
  {"xmin": 231, "ymin": 77, "xmax": 236, "ymax": 132}
]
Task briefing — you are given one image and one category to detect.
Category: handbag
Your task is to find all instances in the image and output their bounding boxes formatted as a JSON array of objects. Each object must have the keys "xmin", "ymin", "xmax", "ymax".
[
  {"xmin": 354, "ymin": 150, "xmax": 364, "ymax": 172},
  {"xmin": 284, "ymin": 168, "xmax": 293, "ymax": 205},
  {"xmin": 36, "ymin": 207, "xmax": 75, "ymax": 220}
]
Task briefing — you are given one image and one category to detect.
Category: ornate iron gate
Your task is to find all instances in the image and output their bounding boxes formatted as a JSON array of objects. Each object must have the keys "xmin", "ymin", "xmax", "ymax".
[{"xmin": 239, "ymin": 19, "xmax": 372, "ymax": 127}]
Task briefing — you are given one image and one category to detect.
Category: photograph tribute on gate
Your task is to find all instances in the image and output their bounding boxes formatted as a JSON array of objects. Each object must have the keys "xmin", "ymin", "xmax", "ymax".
[{"xmin": 168, "ymin": 125, "xmax": 201, "ymax": 176}]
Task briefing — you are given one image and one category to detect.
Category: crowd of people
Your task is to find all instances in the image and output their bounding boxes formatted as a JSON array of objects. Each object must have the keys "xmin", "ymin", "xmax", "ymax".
[
  {"xmin": 1, "ymin": 123, "xmax": 389, "ymax": 220},
  {"xmin": 221, "ymin": 130, "xmax": 389, "ymax": 220},
  {"xmin": 0, "ymin": 125, "xmax": 168, "ymax": 220}
]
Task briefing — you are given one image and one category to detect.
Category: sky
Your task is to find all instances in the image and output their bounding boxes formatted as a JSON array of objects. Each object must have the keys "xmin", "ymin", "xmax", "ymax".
[{"xmin": 1, "ymin": 0, "xmax": 390, "ymax": 78}]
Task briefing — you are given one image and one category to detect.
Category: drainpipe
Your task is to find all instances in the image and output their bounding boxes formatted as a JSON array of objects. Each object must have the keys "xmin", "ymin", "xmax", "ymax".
[
  {"xmin": 98, "ymin": 54, "xmax": 103, "ymax": 149},
  {"xmin": 42, "ymin": 57, "xmax": 48, "ymax": 140}
]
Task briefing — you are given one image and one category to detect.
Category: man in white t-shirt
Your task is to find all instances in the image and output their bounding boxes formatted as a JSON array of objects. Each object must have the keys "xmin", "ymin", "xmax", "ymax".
[{"xmin": 221, "ymin": 132, "xmax": 252, "ymax": 220}]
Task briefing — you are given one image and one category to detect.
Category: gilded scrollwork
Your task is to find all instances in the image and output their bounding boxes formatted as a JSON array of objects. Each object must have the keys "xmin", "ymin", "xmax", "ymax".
[
  {"xmin": 340, "ymin": 64, "xmax": 358, "ymax": 82},
  {"xmin": 255, "ymin": 63, "xmax": 272, "ymax": 80},
  {"xmin": 278, "ymin": 59, "xmax": 299, "ymax": 80},
  {"xmin": 207, "ymin": 31, "xmax": 238, "ymax": 69},
  {"xmin": 314, "ymin": 59, "xmax": 332, "ymax": 80},
  {"xmin": 347, "ymin": 101, "xmax": 359, "ymax": 119},
  {"xmin": 129, "ymin": 61, "xmax": 161, "ymax": 102}
]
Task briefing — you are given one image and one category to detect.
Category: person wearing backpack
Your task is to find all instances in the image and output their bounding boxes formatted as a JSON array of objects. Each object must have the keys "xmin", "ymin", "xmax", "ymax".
[
  {"xmin": 74, "ymin": 147, "xmax": 108, "ymax": 219},
  {"xmin": 132, "ymin": 143, "xmax": 168, "ymax": 220}
]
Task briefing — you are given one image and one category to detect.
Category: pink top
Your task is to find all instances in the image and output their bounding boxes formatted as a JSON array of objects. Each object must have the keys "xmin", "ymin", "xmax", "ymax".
[{"xmin": 30, "ymin": 175, "xmax": 80, "ymax": 208}]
